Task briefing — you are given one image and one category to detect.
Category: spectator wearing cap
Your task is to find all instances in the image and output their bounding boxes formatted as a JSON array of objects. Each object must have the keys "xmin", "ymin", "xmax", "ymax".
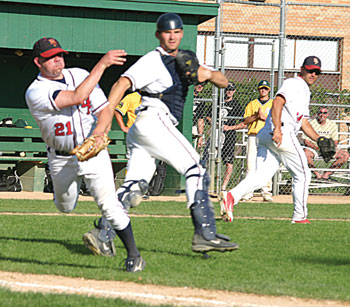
[
  {"xmin": 220, "ymin": 82, "xmax": 246, "ymax": 191},
  {"xmin": 239, "ymin": 80, "xmax": 274, "ymax": 202},
  {"xmin": 198, "ymin": 82, "xmax": 246, "ymax": 190},
  {"xmin": 303, "ymin": 107, "xmax": 350, "ymax": 180}
]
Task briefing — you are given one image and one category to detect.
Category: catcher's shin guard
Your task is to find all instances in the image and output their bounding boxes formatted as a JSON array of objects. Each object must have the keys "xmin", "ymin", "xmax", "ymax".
[
  {"xmin": 190, "ymin": 189, "xmax": 217, "ymax": 241},
  {"xmin": 83, "ymin": 217, "xmax": 116, "ymax": 257},
  {"xmin": 117, "ymin": 179, "xmax": 149, "ymax": 211}
]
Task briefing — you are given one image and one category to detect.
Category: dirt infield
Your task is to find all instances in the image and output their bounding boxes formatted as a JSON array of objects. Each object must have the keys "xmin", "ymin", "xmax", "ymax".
[
  {"xmin": 1, "ymin": 191, "xmax": 350, "ymax": 306},
  {"xmin": 1, "ymin": 191, "xmax": 350, "ymax": 204}
]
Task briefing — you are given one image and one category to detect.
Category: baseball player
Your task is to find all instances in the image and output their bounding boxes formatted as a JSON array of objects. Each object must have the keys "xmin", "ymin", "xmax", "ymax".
[
  {"xmin": 114, "ymin": 92, "xmax": 142, "ymax": 133},
  {"xmin": 222, "ymin": 56, "xmax": 323, "ymax": 224},
  {"xmin": 240, "ymin": 80, "xmax": 274, "ymax": 202},
  {"xmin": 25, "ymin": 37, "xmax": 145, "ymax": 272},
  {"xmin": 102, "ymin": 13, "xmax": 239, "ymax": 254}
]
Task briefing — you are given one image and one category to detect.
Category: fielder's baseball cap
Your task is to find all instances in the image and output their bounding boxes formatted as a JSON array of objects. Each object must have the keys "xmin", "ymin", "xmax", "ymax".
[
  {"xmin": 258, "ymin": 80, "xmax": 270, "ymax": 90},
  {"xmin": 33, "ymin": 37, "xmax": 68, "ymax": 58},
  {"xmin": 226, "ymin": 82, "xmax": 236, "ymax": 91},
  {"xmin": 302, "ymin": 56, "xmax": 321, "ymax": 71}
]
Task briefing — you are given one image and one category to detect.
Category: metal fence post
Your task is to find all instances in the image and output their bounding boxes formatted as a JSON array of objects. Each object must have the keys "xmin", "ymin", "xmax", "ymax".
[
  {"xmin": 209, "ymin": 0, "xmax": 223, "ymax": 193},
  {"xmin": 272, "ymin": 0, "xmax": 286, "ymax": 196}
]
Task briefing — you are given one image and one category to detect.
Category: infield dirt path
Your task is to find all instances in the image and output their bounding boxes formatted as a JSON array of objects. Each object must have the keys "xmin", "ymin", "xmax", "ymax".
[{"xmin": 1, "ymin": 192, "xmax": 349, "ymax": 306}]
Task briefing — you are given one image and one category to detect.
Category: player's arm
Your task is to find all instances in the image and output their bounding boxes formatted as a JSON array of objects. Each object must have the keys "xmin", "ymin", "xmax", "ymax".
[
  {"xmin": 271, "ymin": 95, "xmax": 285, "ymax": 147},
  {"xmin": 115, "ymin": 110, "xmax": 129, "ymax": 133},
  {"xmin": 92, "ymin": 105, "xmax": 113, "ymax": 137},
  {"xmin": 301, "ymin": 119, "xmax": 320, "ymax": 143},
  {"xmin": 55, "ymin": 50, "xmax": 127, "ymax": 109},
  {"xmin": 108, "ymin": 77, "xmax": 132, "ymax": 112},
  {"xmin": 197, "ymin": 66, "xmax": 228, "ymax": 88}
]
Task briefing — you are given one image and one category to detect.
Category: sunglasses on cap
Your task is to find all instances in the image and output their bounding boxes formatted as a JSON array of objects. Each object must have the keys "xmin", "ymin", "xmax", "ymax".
[{"xmin": 306, "ymin": 69, "xmax": 321, "ymax": 76}]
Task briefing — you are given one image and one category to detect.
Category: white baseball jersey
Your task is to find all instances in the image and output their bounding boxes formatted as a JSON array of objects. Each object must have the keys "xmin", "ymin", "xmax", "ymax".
[
  {"xmin": 228, "ymin": 76, "xmax": 312, "ymax": 222},
  {"xmin": 25, "ymin": 68, "xmax": 109, "ymax": 152},
  {"xmin": 25, "ymin": 67, "xmax": 129, "ymax": 230},
  {"xmin": 263, "ymin": 76, "xmax": 311, "ymax": 134},
  {"xmin": 118, "ymin": 46, "xmax": 205, "ymax": 206},
  {"xmin": 123, "ymin": 47, "xmax": 180, "ymax": 125}
]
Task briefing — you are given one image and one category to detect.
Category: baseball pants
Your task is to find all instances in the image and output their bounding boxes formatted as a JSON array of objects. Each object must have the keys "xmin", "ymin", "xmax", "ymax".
[
  {"xmin": 229, "ymin": 128, "xmax": 311, "ymax": 221},
  {"xmin": 123, "ymin": 107, "xmax": 205, "ymax": 207},
  {"xmin": 48, "ymin": 149, "xmax": 130, "ymax": 230}
]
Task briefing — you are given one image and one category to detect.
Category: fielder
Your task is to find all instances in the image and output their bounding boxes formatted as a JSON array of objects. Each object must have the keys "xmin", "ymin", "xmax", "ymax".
[
  {"xmin": 98, "ymin": 13, "xmax": 239, "ymax": 254},
  {"xmin": 25, "ymin": 37, "xmax": 145, "ymax": 272},
  {"xmin": 222, "ymin": 56, "xmax": 333, "ymax": 224}
]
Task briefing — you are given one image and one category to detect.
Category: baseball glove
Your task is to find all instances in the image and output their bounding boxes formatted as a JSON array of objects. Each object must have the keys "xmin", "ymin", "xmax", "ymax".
[
  {"xmin": 70, "ymin": 134, "xmax": 111, "ymax": 162},
  {"xmin": 176, "ymin": 49, "xmax": 200, "ymax": 85},
  {"xmin": 317, "ymin": 137, "xmax": 336, "ymax": 163}
]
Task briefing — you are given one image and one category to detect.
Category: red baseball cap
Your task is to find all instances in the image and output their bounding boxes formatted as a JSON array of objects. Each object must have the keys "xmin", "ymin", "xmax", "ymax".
[
  {"xmin": 33, "ymin": 37, "xmax": 68, "ymax": 58},
  {"xmin": 302, "ymin": 56, "xmax": 321, "ymax": 70}
]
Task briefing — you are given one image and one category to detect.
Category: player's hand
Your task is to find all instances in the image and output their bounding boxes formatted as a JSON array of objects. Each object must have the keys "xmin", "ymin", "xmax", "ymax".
[
  {"xmin": 272, "ymin": 128, "xmax": 283, "ymax": 147},
  {"xmin": 100, "ymin": 50, "xmax": 127, "ymax": 68},
  {"xmin": 91, "ymin": 129, "xmax": 108, "ymax": 147}
]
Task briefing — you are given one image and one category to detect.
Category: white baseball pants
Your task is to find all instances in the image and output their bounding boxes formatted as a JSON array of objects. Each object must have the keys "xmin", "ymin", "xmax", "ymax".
[{"xmin": 229, "ymin": 128, "xmax": 311, "ymax": 221}]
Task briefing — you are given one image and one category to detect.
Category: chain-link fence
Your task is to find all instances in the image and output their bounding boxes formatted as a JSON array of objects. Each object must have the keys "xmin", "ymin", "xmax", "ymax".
[{"xmin": 192, "ymin": 0, "xmax": 350, "ymax": 196}]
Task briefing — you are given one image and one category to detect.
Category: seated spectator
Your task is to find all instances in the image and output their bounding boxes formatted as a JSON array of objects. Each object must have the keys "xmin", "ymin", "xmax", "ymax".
[{"xmin": 303, "ymin": 107, "xmax": 350, "ymax": 180}]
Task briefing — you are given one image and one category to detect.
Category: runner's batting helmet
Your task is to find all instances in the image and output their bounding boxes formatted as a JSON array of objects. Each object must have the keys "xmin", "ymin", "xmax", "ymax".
[{"xmin": 156, "ymin": 13, "xmax": 183, "ymax": 32}]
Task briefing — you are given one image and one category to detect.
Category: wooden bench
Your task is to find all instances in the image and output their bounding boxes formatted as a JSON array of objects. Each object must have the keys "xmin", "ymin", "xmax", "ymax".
[{"xmin": 0, "ymin": 108, "xmax": 128, "ymax": 191}]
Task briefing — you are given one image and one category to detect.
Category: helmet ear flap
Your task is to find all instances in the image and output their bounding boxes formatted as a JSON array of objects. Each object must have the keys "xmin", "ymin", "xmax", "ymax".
[{"xmin": 156, "ymin": 13, "xmax": 183, "ymax": 32}]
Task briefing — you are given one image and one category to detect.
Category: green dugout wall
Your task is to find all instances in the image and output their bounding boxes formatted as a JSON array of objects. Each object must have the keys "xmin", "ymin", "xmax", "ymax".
[{"xmin": 0, "ymin": 0, "xmax": 218, "ymax": 194}]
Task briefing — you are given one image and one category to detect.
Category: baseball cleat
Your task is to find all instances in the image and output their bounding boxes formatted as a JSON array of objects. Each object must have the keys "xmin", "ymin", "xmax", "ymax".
[
  {"xmin": 83, "ymin": 228, "xmax": 116, "ymax": 257},
  {"xmin": 125, "ymin": 256, "xmax": 146, "ymax": 272},
  {"xmin": 221, "ymin": 191, "xmax": 234, "ymax": 222},
  {"xmin": 192, "ymin": 234, "xmax": 239, "ymax": 253},
  {"xmin": 291, "ymin": 219, "xmax": 311, "ymax": 224}
]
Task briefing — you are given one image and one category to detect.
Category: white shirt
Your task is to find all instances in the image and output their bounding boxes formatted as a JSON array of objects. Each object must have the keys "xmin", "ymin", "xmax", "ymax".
[
  {"xmin": 25, "ymin": 68, "xmax": 109, "ymax": 152},
  {"xmin": 122, "ymin": 47, "xmax": 179, "ymax": 124},
  {"xmin": 264, "ymin": 76, "xmax": 311, "ymax": 134}
]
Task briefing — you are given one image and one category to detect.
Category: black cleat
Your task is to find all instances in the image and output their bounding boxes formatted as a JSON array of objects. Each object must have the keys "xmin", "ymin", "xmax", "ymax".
[
  {"xmin": 83, "ymin": 228, "xmax": 116, "ymax": 257},
  {"xmin": 125, "ymin": 256, "xmax": 146, "ymax": 272},
  {"xmin": 192, "ymin": 234, "xmax": 239, "ymax": 253}
]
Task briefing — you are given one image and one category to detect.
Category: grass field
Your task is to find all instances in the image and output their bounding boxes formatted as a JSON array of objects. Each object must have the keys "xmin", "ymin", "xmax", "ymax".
[{"xmin": 0, "ymin": 198, "xmax": 349, "ymax": 305}]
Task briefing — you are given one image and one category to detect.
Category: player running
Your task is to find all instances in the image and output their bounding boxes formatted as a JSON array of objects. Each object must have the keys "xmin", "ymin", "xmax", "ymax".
[
  {"xmin": 25, "ymin": 37, "xmax": 144, "ymax": 272},
  {"xmin": 222, "ymin": 56, "xmax": 323, "ymax": 224},
  {"xmin": 100, "ymin": 13, "xmax": 239, "ymax": 255}
]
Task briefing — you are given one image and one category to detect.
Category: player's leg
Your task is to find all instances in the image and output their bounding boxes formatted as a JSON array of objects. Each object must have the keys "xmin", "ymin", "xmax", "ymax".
[
  {"xmin": 134, "ymin": 111, "xmax": 238, "ymax": 253},
  {"xmin": 48, "ymin": 153, "xmax": 81, "ymax": 213},
  {"xmin": 241, "ymin": 135, "xmax": 257, "ymax": 201},
  {"xmin": 81, "ymin": 150, "xmax": 145, "ymax": 271},
  {"xmin": 116, "ymin": 145, "xmax": 156, "ymax": 210},
  {"xmin": 276, "ymin": 131, "xmax": 311, "ymax": 222},
  {"xmin": 222, "ymin": 144, "xmax": 280, "ymax": 221}
]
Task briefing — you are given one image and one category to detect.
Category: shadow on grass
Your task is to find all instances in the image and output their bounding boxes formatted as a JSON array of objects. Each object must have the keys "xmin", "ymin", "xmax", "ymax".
[
  {"xmin": 0, "ymin": 255, "xmax": 101, "ymax": 269},
  {"xmin": 0, "ymin": 236, "xmax": 90, "ymax": 255},
  {"xmin": 292, "ymin": 255, "xmax": 350, "ymax": 266}
]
